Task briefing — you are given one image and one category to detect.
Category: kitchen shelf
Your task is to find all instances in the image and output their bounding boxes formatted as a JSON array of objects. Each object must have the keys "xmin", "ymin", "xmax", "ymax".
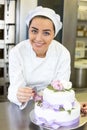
[
  {"xmin": 0, "ymin": 0, "xmax": 16, "ymax": 100},
  {"xmin": 75, "ymin": 0, "xmax": 87, "ymax": 60}
]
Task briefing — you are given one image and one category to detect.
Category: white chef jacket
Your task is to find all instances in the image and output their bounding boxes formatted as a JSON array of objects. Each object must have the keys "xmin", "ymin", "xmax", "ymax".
[{"xmin": 8, "ymin": 39, "xmax": 71, "ymax": 109}]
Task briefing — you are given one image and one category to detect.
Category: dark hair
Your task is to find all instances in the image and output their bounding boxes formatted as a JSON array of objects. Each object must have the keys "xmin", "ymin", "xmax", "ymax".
[{"xmin": 29, "ymin": 15, "xmax": 55, "ymax": 33}]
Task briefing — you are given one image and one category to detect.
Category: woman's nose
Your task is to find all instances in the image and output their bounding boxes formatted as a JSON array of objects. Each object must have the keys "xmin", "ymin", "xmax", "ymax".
[{"xmin": 35, "ymin": 33, "xmax": 42, "ymax": 41}]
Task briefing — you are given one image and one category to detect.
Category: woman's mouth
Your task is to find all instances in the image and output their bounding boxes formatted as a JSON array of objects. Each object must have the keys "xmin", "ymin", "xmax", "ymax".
[{"xmin": 34, "ymin": 42, "xmax": 44, "ymax": 47}]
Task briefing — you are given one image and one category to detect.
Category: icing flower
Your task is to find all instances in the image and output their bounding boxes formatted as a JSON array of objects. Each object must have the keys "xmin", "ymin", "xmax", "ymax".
[
  {"xmin": 62, "ymin": 80, "xmax": 72, "ymax": 90},
  {"xmin": 51, "ymin": 80, "xmax": 72, "ymax": 91},
  {"xmin": 33, "ymin": 93, "xmax": 43, "ymax": 102},
  {"xmin": 51, "ymin": 80, "xmax": 63, "ymax": 90}
]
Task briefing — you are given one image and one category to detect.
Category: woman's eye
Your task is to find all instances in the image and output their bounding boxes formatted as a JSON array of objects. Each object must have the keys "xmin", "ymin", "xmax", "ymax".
[
  {"xmin": 43, "ymin": 32, "xmax": 50, "ymax": 36},
  {"xmin": 31, "ymin": 30, "xmax": 37, "ymax": 34}
]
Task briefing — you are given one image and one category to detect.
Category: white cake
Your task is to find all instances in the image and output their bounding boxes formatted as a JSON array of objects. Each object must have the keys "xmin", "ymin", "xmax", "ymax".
[{"xmin": 34, "ymin": 80, "xmax": 80, "ymax": 129}]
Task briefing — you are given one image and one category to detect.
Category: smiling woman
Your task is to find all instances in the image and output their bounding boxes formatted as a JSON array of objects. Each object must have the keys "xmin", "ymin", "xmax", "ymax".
[{"xmin": 7, "ymin": 6, "xmax": 71, "ymax": 110}]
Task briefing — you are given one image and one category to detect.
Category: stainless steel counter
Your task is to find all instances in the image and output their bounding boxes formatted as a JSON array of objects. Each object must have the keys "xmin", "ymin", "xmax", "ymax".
[
  {"xmin": 76, "ymin": 90, "xmax": 87, "ymax": 125},
  {"xmin": 76, "ymin": 91, "xmax": 87, "ymax": 102},
  {"xmin": 0, "ymin": 101, "xmax": 87, "ymax": 130}
]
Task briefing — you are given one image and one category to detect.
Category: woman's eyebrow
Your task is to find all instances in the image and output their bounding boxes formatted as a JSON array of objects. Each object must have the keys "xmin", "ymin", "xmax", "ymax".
[
  {"xmin": 31, "ymin": 27, "xmax": 38, "ymax": 30},
  {"xmin": 31, "ymin": 27, "xmax": 51, "ymax": 32},
  {"xmin": 43, "ymin": 29, "xmax": 51, "ymax": 32}
]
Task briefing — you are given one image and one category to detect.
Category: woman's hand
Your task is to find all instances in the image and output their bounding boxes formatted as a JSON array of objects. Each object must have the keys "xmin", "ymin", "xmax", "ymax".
[
  {"xmin": 81, "ymin": 102, "xmax": 87, "ymax": 116},
  {"xmin": 17, "ymin": 87, "xmax": 34, "ymax": 103}
]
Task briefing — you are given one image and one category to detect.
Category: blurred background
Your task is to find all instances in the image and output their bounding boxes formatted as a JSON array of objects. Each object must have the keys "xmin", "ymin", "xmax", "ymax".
[{"xmin": 0, "ymin": 0, "xmax": 87, "ymax": 101}]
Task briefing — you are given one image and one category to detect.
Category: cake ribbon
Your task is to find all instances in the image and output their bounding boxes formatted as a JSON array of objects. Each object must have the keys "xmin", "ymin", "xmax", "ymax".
[{"xmin": 35, "ymin": 116, "xmax": 80, "ymax": 129}]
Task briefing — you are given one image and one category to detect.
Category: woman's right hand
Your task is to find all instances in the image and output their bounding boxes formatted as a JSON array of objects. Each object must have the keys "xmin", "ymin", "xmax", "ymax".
[{"xmin": 17, "ymin": 87, "xmax": 34, "ymax": 103}]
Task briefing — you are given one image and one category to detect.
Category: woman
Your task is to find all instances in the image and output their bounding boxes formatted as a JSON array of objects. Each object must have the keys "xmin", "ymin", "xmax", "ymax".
[{"xmin": 8, "ymin": 6, "xmax": 71, "ymax": 109}]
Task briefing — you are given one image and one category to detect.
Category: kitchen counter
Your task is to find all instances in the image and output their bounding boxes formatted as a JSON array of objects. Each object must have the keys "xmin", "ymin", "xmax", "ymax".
[
  {"xmin": 75, "ymin": 90, "xmax": 87, "ymax": 125},
  {"xmin": 76, "ymin": 91, "xmax": 87, "ymax": 102},
  {"xmin": 0, "ymin": 100, "xmax": 87, "ymax": 130},
  {"xmin": 0, "ymin": 88, "xmax": 87, "ymax": 130}
]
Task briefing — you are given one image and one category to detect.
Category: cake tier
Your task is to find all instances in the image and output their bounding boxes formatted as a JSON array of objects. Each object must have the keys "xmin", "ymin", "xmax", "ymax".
[
  {"xmin": 34, "ymin": 101, "xmax": 80, "ymax": 129},
  {"xmin": 43, "ymin": 88, "xmax": 75, "ymax": 105}
]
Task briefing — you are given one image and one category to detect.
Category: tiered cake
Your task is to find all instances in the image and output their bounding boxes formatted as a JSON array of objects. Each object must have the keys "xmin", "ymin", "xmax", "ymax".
[{"xmin": 34, "ymin": 80, "xmax": 80, "ymax": 129}]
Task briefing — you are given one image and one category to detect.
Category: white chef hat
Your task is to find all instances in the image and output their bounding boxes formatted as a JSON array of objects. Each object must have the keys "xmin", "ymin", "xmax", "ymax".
[{"xmin": 26, "ymin": 6, "xmax": 62, "ymax": 37}]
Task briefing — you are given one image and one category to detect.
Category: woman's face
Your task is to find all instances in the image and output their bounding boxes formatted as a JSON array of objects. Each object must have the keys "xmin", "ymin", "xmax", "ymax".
[{"xmin": 29, "ymin": 17, "xmax": 55, "ymax": 57}]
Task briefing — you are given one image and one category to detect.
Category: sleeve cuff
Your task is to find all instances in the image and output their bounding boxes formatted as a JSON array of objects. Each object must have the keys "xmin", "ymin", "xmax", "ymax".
[{"xmin": 19, "ymin": 102, "xmax": 28, "ymax": 110}]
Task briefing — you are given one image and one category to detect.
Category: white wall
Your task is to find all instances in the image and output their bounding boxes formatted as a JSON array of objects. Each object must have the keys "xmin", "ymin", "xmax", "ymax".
[{"xmin": 18, "ymin": 0, "xmax": 37, "ymax": 42}]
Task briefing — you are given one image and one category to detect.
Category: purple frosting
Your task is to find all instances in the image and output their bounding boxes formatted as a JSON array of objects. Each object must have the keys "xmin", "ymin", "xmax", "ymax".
[
  {"xmin": 41, "ymin": 100, "xmax": 75, "ymax": 111},
  {"xmin": 35, "ymin": 116, "xmax": 80, "ymax": 129}
]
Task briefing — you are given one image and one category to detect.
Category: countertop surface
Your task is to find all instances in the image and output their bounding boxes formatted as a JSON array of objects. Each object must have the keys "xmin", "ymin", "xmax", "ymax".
[
  {"xmin": 0, "ymin": 90, "xmax": 87, "ymax": 130},
  {"xmin": 75, "ymin": 90, "xmax": 87, "ymax": 124}
]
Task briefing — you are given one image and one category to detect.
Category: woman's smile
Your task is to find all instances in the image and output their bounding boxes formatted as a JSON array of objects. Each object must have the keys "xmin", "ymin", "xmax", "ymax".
[{"xmin": 33, "ymin": 41, "xmax": 45, "ymax": 47}]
